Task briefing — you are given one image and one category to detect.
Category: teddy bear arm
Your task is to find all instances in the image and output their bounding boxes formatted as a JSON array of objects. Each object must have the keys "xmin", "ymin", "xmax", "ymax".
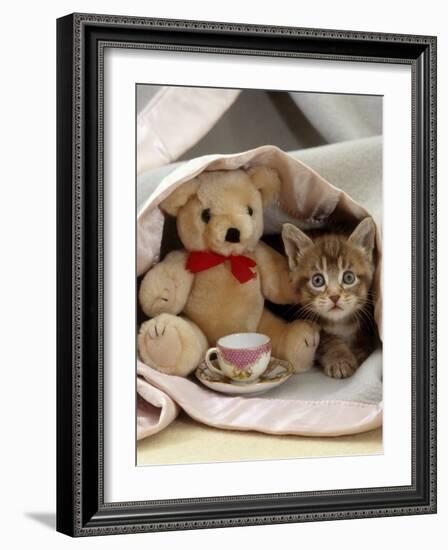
[
  {"xmin": 254, "ymin": 242, "xmax": 298, "ymax": 304},
  {"xmin": 139, "ymin": 250, "xmax": 194, "ymax": 317}
]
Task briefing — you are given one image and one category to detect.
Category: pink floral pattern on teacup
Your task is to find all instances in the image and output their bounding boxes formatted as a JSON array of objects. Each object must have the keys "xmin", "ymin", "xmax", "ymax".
[
  {"xmin": 220, "ymin": 342, "xmax": 271, "ymax": 369},
  {"xmin": 205, "ymin": 333, "xmax": 272, "ymax": 383}
]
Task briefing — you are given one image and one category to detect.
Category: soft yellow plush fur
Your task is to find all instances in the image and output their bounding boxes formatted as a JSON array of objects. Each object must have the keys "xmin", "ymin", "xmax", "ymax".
[{"xmin": 138, "ymin": 167, "xmax": 319, "ymax": 377}]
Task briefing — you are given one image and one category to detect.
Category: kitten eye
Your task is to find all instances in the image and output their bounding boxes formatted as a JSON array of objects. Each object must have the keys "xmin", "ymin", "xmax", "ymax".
[
  {"xmin": 342, "ymin": 270, "xmax": 356, "ymax": 284},
  {"xmin": 311, "ymin": 273, "xmax": 325, "ymax": 288},
  {"xmin": 201, "ymin": 208, "xmax": 211, "ymax": 223},
  {"xmin": 247, "ymin": 206, "xmax": 254, "ymax": 216}
]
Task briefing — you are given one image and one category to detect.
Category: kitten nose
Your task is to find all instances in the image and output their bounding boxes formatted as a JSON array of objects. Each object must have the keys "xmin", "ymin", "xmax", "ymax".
[
  {"xmin": 225, "ymin": 227, "xmax": 241, "ymax": 243},
  {"xmin": 329, "ymin": 295, "xmax": 340, "ymax": 304}
]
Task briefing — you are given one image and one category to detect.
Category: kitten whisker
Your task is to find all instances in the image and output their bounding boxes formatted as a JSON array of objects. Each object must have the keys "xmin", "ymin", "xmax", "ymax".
[
  {"xmin": 355, "ymin": 310, "xmax": 373, "ymax": 333},
  {"xmin": 284, "ymin": 304, "xmax": 300, "ymax": 317},
  {"xmin": 356, "ymin": 305, "xmax": 375, "ymax": 330},
  {"xmin": 296, "ymin": 304, "xmax": 319, "ymax": 324}
]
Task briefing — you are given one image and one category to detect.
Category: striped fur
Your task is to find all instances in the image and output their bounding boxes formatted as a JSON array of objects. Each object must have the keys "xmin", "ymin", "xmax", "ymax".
[{"xmin": 282, "ymin": 218, "xmax": 377, "ymax": 379}]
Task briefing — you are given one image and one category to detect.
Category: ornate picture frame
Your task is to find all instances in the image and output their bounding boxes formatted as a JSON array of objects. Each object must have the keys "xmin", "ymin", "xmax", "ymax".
[{"xmin": 56, "ymin": 13, "xmax": 437, "ymax": 536}]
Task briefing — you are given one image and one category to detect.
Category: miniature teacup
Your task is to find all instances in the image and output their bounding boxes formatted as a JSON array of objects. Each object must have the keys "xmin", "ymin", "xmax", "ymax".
[{"xmin": 205, "ymin": 333, "xmax": 271, "ymax": 384}]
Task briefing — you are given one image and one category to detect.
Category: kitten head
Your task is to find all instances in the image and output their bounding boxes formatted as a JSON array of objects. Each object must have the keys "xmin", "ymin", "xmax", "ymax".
[{"xmin": 282, "ymin": 218, "xmax": 376, "ymax": 322}]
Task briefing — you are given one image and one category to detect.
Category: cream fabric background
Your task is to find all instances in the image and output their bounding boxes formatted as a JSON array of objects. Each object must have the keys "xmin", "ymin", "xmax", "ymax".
[{"xmin": 137, "ymin": 87, "xmax": 382, "ymax": 169}]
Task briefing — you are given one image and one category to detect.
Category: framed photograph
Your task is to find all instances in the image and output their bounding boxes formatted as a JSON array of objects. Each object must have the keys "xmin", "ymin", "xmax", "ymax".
[{"xmin": 56, "ymin": 13, "xmax": 437, "ymax": 536}]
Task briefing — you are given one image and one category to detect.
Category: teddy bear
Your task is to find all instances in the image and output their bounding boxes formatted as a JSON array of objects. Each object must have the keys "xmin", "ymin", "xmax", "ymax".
[{"xmin": 137, "ymin": 166, "xmax": 320, "ymax": 377}]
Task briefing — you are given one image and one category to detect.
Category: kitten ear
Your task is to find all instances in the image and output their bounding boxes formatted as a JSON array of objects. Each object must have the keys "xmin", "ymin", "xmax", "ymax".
[
  {"xmin": 348, "ymin": 217, "xmax": 376, "ymax": 260},
  {"xmin": 282, "ymin": 223, "xmax": 313, "ymax": 270}
]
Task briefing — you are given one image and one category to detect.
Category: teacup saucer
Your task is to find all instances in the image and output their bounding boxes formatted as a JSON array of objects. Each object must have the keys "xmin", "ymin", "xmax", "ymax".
[{"xmin": 195, "ymin": 357, "xmax": 293, "ymax": 396}]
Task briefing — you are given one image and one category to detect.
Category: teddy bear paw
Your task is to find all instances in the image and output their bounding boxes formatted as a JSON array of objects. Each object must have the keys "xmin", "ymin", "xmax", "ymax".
[
  {"xmin": 288, "ymin": 321, "xmax": 320, "ymax": 374},
  {"xmin": 138, "ymin": 314, "xmax": 207, "ymax": 377},
  {"xmin": 138, "ymin": 314, "xmax": 184, "ymax": 374}
]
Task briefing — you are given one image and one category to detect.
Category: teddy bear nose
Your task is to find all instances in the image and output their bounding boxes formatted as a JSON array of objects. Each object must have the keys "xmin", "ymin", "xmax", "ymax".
[{"xmin": 225, "ymin": 227, "xmax": 241, "ymax": 243}]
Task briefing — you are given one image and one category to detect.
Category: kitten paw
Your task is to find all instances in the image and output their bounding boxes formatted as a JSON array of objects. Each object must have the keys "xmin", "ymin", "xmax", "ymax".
[{"xmin": 323, "ymin": 358, "xmax": 357, "ymax": 379}]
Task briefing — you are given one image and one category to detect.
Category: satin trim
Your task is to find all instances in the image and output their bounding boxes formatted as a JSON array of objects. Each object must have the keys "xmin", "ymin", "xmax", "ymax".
[{"xmin": 137, "ymin": 361, "xmax": 382, "ymax": 437}]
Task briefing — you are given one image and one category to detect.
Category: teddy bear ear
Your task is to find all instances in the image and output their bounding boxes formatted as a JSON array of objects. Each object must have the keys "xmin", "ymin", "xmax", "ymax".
[
  {"xmin": 247, "ymin": 166, "xmax": 281, "ymax": 206},
  {"xmin": 160, "ymin": 178, "xmax": 200, "ymax": 216}
]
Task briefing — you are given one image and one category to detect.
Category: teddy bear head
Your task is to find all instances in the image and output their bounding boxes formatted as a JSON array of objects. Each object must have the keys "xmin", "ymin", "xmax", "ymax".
[{"xmin": 160, "ymin": 166, "xmax": 281, "ymax": 256}]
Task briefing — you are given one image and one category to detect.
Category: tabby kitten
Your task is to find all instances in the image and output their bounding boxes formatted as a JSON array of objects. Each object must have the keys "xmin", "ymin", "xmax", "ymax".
[{"xmin": 282, "ymin": 218, "xmax": 377, "ymax": 379}]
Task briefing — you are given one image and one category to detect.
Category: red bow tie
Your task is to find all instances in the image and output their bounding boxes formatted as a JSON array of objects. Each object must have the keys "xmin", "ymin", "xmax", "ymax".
[{"xmin": 186, "ymin": 251, "xmax": 257, "ymax": 284}]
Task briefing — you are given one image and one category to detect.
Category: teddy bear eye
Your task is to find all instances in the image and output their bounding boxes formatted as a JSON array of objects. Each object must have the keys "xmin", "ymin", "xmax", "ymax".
[
  {"xmin": 201, "ymin": 208, "xmax": 211, "ymax": 223},
  {"xmin": 247, "ymin": 206, "xmax": 254, "ymax": 216}
]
